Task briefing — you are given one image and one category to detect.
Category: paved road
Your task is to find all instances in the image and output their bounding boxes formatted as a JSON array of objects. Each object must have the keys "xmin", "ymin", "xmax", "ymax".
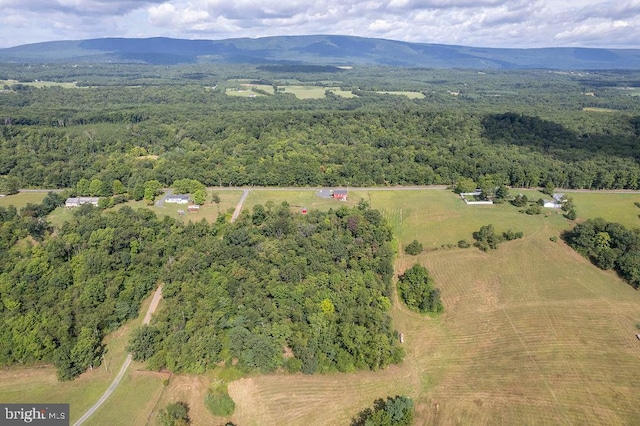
[
  {"xmin": 73, "ymin": 285, "xmax": 163, "ymax": 426},
  {"xmin": 231, "ymin": 189, "xmax": 250, "ymax": 223}
]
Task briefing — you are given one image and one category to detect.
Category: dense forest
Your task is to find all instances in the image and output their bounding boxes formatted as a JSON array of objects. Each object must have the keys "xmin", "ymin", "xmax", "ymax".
[
  {"xmin": 131, "ymin": 202, "xmax": 401, "ymax": 375},
  {"xmin": 0, "ymin": 201, "xmax": 171, "ymax": 379},
  {"xmin": 1, "ymin": 65, "xmax": 640, "ymax": 192}
]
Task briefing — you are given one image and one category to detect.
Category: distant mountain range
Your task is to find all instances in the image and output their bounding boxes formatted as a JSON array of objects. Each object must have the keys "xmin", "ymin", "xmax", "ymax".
[{"xmin": 2, "ymin": 35, "xmax": 640, "ymax": 69}]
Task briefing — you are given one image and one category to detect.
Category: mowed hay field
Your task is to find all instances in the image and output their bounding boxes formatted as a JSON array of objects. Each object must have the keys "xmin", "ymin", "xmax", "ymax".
[{"xmin": 225, "ymin": 189, "xmax": 640, "ymax": 425}]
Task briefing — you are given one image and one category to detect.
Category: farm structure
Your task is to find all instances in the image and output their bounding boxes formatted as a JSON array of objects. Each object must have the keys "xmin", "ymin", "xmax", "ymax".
[
  {"xmin": 187, "ymin": 204, "xmax": 200, "ymax": 212},
  {"xmin": 543, "ymin": 193, "xmax": 565, "ymax": 209},
  {"xmin": 460, "ymin": 190, "xmax": 493, "ymax": 205},
  {"xmin": 316, "ymin": 188, "xmax": 348, "ymax": 201},
  {"xmin": 65, "ymin": 197, "xmax": 99, "ymax": 208},
  {"xmin": 165, "ymin": 194, "xmax": 190, "ymax": 204},
  {"xmin": 332, "ymin": 189, "xmax": 348, "ymax": 201}
]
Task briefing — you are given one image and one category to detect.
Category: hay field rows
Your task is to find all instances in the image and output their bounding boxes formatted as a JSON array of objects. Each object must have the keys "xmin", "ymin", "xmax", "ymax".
[{"xmin": 226, "ymin": 189, "xmax": 640, "ymax": 425}]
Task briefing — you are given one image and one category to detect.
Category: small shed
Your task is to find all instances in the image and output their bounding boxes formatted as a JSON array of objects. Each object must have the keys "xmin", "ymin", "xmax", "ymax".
[{"xmin": 188, "ymin": 204, "xmax": 200, "ymax": 212}]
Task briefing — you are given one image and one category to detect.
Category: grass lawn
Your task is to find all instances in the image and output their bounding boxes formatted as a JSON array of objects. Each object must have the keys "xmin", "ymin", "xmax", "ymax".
[{"xmin": 0, "ymin": 192, "xmax": 48, "ymax": 209}]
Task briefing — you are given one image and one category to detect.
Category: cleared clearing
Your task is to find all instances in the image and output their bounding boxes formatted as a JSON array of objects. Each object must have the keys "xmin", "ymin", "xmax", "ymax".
[
  {"xmin": 280, "ymin": 85, "xmax": 328, "ymax": 99},
  {"xmin": 376, "ymin": 90, "xmax": 425, "ymax": 99}
]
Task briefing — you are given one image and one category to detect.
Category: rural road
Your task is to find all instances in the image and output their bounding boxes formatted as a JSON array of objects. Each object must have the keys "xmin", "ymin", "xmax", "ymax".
[
  {"xmin": 73, "ymin": 285, "xmax": 163, "ymax": 426},
  {"xmin": 231, "ymin": 189, "xmax": 249, "ymax": 223}
]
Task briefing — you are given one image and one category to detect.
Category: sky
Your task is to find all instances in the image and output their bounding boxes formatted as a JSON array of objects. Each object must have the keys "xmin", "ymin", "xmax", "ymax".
[{"xmin": 1, "ymin": 0, "xmax": 639, "ymax": 49}]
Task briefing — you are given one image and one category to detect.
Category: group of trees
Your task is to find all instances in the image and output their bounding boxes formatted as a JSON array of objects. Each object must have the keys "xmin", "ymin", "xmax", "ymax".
[
  {"xmin": 473, "ymin": 224, "xmax": 523, "ymax": 252},
  {"xmin": 126, "ymin": 202, "xmax": 403, "ymax": 375},
  {"xmin": 159, "ymin": 401, "xmax": 190, "ymax": 426},
  {"xmin": 564, "ymin": 218, "xmax": 640, "ymax": 288},
  {"xmin": 351, "ymin": 395, "xmax": 414, "ymax": 426},
  {"xmin": 397, "ymin": 264, "xmax": 443, "ymax": 314},
  {"xmin": 0, "ymin": 201, "xmax": 173, "ymax": 379}
]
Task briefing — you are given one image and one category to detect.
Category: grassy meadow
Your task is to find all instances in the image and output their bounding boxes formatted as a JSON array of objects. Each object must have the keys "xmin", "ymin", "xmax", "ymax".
[
  {"xmin": 0, "ymin": 192, "xmax": 48, "ymax": 209},
  {"xmin": 376, "ymin": 91, "xmax": 426, "ymax": 99},
  {"xmin": 2, "ymin": 188, "xmax": 640, "ymax": 425}
]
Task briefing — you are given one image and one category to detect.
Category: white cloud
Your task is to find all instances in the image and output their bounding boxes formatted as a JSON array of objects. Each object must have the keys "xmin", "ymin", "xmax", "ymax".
[{"xmin": 0, "ymin": 0, "xmax": 639, "ymax": 48}]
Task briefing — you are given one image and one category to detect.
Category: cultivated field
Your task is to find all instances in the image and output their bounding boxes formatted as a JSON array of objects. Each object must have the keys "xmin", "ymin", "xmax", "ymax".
[
  {"xmin": 1, "ymin": 79, "xmax": 79, "ymax": 88},
  {"xmin": 2, "ymin": 188, "xmax": 640, "ymax": 425}
]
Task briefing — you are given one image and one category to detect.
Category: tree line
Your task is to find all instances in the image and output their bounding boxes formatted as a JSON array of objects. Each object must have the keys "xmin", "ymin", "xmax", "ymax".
[{"xmin": 2, "ymin": 108, "xmax": 640, "ymax": 191}]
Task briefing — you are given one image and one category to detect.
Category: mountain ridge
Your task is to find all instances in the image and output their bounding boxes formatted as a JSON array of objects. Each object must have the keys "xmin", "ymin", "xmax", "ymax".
[{"xmin": 2, "ymin": 35, "xmax": 640, "ymax": 69}]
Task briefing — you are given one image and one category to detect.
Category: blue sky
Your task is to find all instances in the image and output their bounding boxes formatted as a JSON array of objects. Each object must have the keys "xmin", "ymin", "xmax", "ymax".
[{"xmin": 1, "ymin": 0, "xmax": 639, "ymax": 49}]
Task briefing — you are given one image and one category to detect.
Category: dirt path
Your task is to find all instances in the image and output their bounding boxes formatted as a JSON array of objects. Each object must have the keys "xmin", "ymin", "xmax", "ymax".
[
  {"xmin": 73, "ymin": 285, "xmax": 163, "ymax": 426},
  {"xmin": 231, "ymin": 189, "xmax": 249, "ymax": 223}
]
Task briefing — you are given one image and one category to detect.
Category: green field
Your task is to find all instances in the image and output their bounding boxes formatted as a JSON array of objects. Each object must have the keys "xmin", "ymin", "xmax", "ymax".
[
  {"xmin": 278, "ymin": 85, "xmax": 328, "ymax": 99},
  {"xmin": 376, "ymin": 90, "xmax": 425, "ymax": 99},
  {"xmin": 225, "ymin": 84, "xmax": 274, "ymax": 97},
  {"xmin": 3, "ymin": 188, "xmax": 640, "ymax": 425},
  {"xmin": 565, "ymin": 191, "xmax": 640, "ymax": 228},
  {"xmin": 0, "ymin": 192, "xmax": 48, "ymax": 209},
  {"xmin": 242, "ymin": 188, "xmax": 357, "ymax": 212},
  {"xmin": 1, "ymin": 79, "xmax": 78, "ymax": 88}
]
